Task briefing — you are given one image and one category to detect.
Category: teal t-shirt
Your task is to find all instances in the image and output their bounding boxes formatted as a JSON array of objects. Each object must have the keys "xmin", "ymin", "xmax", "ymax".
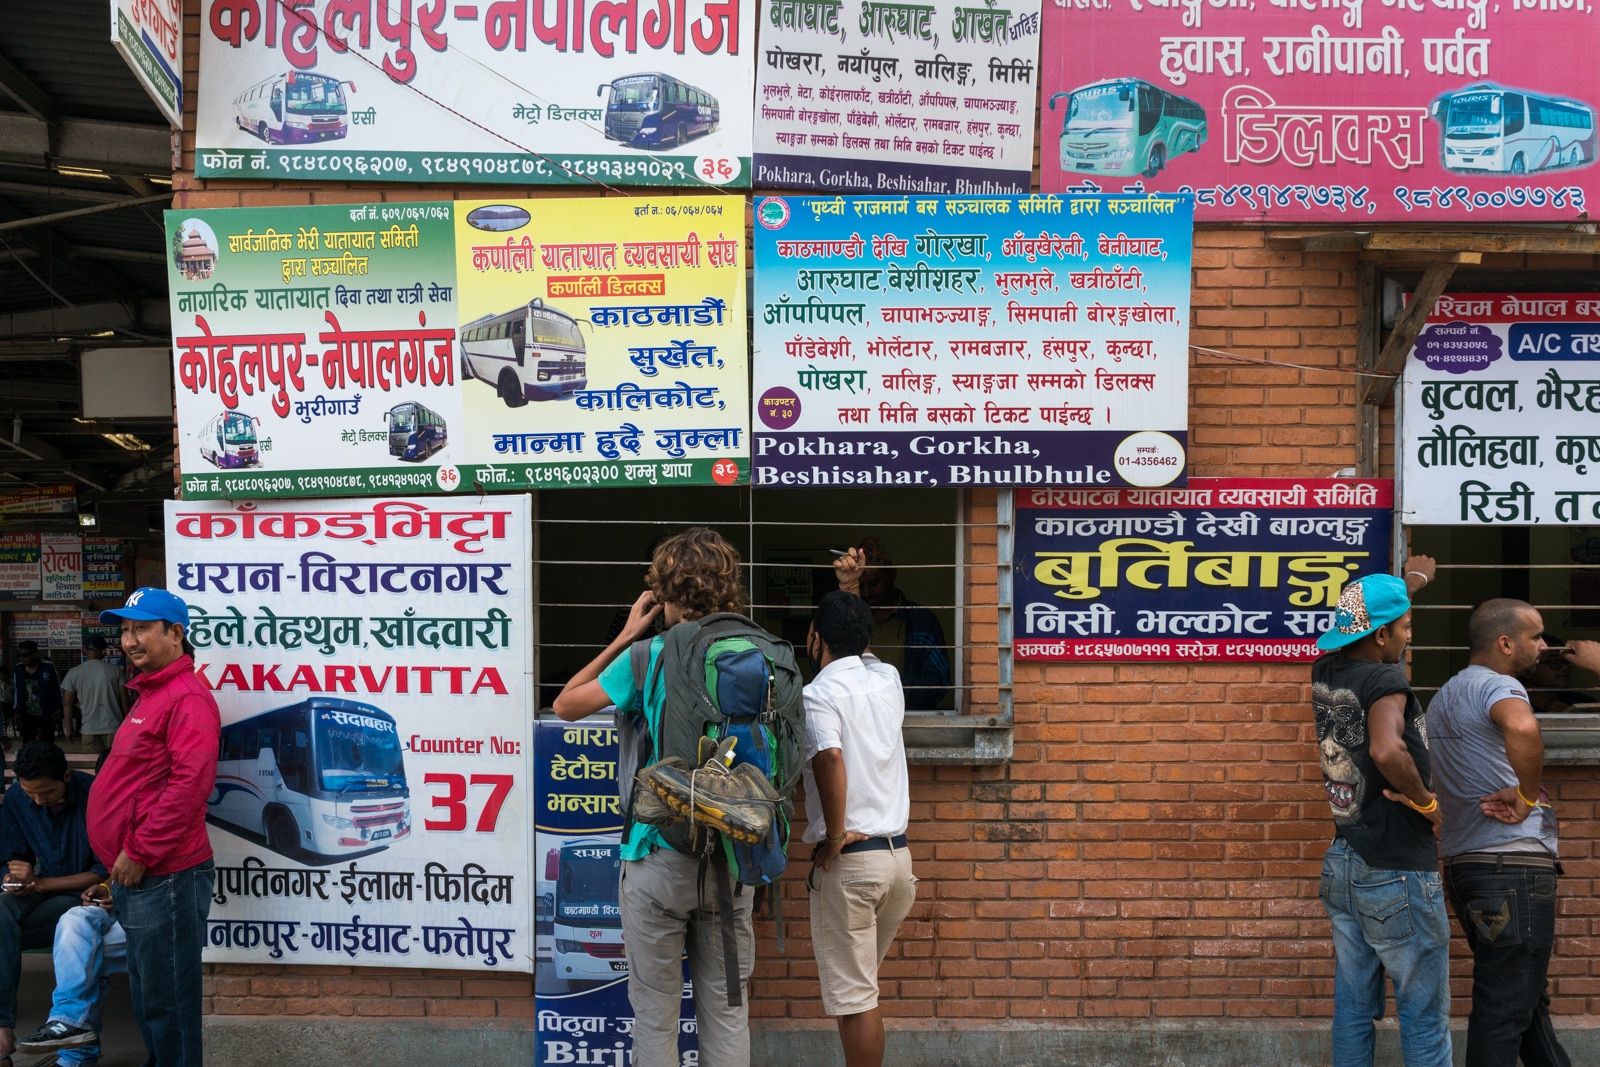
[{"xmin": 599, "ymin": 635, "xmax": 669, "ymax": 860}]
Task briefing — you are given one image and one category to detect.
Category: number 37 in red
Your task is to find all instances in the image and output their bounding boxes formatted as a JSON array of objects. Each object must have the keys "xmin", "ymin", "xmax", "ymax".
[{"xmin": 421, "ymin": 773, "xmax": 514, "ymax": 832}]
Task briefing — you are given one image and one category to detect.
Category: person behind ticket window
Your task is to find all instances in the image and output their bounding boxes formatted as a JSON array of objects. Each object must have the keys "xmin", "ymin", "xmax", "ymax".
[
  {"xmin": 1515, "ymin": 635, "xmax": 1600, "ymax": 715},
  {"xmin": 832, "ymin": 538, "xmax": 950, "ymax": 711},
  {"xmin": 87, "ymin": 588, "xmax": 218, "ymax": 1067}
]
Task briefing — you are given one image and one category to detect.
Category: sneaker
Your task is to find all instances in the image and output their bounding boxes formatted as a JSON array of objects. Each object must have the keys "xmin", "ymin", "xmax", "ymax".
[
  {"xmin": 641, "ymin": 759, "xmax": 779, "ymax": 845},
  {"xmin": 18, "ymin": 1021, "xmax": 98, "ymax": 1052}
]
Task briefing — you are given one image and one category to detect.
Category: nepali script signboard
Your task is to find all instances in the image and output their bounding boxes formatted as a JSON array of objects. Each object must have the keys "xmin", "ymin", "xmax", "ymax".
[
  {"xmin": 534, "ymin": 719, "xmax": 699, "ymax": 1065},
  {"xmin": 1015, "ymin": 478, "xmax": 1394, "ymax": 663},
  {"xmin": 754, "ymin": 0, "xmax": 1043, "ymax": 194},
  {"xmin": 1040, "ymin": 0, "xmax": 1600, "ymax": 221},
  {"xmin": 1400, "ymin": 293, "xmax": 1600, "ymax": 526},
  {"xmin": 751, "ymin": 192, "xmax": 1193, "ymax": 489},
  {"xmin": 167, "ymin": 197, "xmax": 749, "ymax": 498},
  {"xmin": 112, "ymin": 0, "xmax": 184, "ymax": 126},
  {"xmin": 194, "ymin": 0, "xmax": 752, "ymax": 186},
  {"xmin": 171, "ymin": 496, "xmax": 535, "ymax": 971}
]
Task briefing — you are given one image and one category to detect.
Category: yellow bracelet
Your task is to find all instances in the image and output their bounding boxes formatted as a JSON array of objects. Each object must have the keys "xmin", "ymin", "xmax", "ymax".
[
  {"xmin": 1409, "ymin": 796, "xmax": 1438, "ymax": 813},
  {"xmin": 1516, "ymin": 786, "xmax": 1545, "ymax": 808}
]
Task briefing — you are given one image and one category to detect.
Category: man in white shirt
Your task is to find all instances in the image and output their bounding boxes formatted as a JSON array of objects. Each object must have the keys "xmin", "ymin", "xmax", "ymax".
[
  {"xmin": 802, "ymin": 589, "xmax": 916, "ymax": 1067},
  {"xmin": 60, "ymin": 638, "xmax": 127, "ymax": 751}
]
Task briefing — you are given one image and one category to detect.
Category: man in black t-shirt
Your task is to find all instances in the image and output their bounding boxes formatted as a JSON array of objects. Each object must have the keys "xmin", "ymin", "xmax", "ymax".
[{"xmin": 1312, "ymin": 565, "xmax": 1452, "ymax": 1067}]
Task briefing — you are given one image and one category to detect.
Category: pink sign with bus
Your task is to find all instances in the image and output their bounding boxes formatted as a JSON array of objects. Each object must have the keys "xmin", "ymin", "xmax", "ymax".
[{"xmin": 1040, "ymin": 0, "xmax": 1600, "ymax": 221}]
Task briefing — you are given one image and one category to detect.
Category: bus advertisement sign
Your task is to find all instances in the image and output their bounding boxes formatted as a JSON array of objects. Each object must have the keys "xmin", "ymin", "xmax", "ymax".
[
  {"xmin": 753, "ymin": 0, "xmax": 1045, "ymax": 195},
  {"xmin": 167, "ymin": 198, "xmax": 750, "ymax": 498},
  {"xmin": 453, "ymin": 196, "xmax": 750, "ymax": 489},
  {"xmin": 193, "ymin": 0, "xmax": 753, "ymax": 187},
  {"xmin": 1040, "ymin": 1, "xmax": 1600, "ymax": 221},
  {"xmin": 534, "ymin": 719, "xmax": 698, "ymax": 1065},
  {"xmin": 170, "ymin": 495, "xmax": 535, "ymax": 971},
  {"xmin": 1400, "ymin": 293, "xmax": 1600, "ymax": 526}
]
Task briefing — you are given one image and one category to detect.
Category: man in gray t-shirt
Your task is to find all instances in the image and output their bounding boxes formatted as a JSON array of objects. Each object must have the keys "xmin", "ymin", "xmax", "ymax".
[
  {"xmin": 60, "ymin": 638, "xmax": 127, "ymax": 753},
  {"xmin": 1426, "ymin": 598, "xmax": 1569, "ymax": 1067}
]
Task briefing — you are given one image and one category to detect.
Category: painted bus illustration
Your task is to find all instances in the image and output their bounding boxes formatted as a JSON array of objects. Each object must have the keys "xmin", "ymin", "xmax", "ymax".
[
  {"xmin": 198, "ymin": 411, "xmax": 261, "ymax": 469},
  {"xmin": 210, "ymin": 698, "xmax": 410, "ymax": 859},
  {"xmin": 544, "ymin": 839, "xmax": 625, "ymax": 981},
  {"xmin": 597, "ymin": 72, "xmax": 719, "ymax": 150},
  {"xmin": 233, "ymin": 70, "xmax": 355, "ymax": 144},
  {"xmin": 385, "ymin": 401, "xmax": 448, "ymax": 461},
  {"xmin": 1049, "ymin": 78, "xmax": 1208, "ymax": 179},
  {"xmin": 460, "ymin": 298, "xmax": 588, "ymax": 407},
  {"xmin": 1431, "ymin": 83, "xmax": 1596, "ymax": 174}
]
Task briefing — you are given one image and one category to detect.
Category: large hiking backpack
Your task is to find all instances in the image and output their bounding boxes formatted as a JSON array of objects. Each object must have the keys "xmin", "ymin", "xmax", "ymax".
[{"xmin": 615, "ymin": 612, "xmax": 804, "ymax": 1005}]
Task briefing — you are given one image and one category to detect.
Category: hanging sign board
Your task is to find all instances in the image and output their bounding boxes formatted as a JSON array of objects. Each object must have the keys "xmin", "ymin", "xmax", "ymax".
[
  {"xmin": 751, "ymin": 192, "xmax": 1193, "ymax": 489},
  {"xmin": 1039, "ymin": 0, "xmax": 1600, "ymax": 221},
  {"xmin": 171, "ymin": 496, "xmax": 535, "ymax": 971},
  {"xmin": 753, "ymin": 0, "xmax": 1043, "ymax": 194},
  {"xmin": 1015, "ymin": 478, "xmax": 1394, "ymax": 663},
  {"xmin": 112, "ymin": 0, "xmax": 184, "ymax": 127},
  {"xmin": 166, "ymin": 198, "xmax": 749, "ymax": 499},
  {"xmin": 1400, "ymin": 292, "xmax": 1600, "ymax": 525},
  {"xmin": 194, "ymin": 0, "xmax": 753, "ymax": 187}
]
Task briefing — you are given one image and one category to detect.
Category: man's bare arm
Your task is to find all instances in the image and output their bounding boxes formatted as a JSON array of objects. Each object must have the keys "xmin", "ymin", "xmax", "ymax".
[{"xmin": 1368, "ymin": 692, "xmax": 1441, "ymax": 826}]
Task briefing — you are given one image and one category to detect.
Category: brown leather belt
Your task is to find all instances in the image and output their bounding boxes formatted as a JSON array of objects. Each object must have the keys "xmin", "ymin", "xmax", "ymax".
[{"xmin": 1446, "ymin": 850, "xmax": 1559, "ymax": 872}]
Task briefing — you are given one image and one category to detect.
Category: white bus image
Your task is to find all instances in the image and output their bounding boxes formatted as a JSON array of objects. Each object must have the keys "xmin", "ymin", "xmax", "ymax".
[
  {"xmin": 210, "ymin": 698, "xmax": 411, "ymax": 859},
  {"xmin": 233, "ymin": 70, "xmax": 355, "ymax": 144},
  {"xmin": 459, "ymin": 298, "xmax": 588, "ymax": 408},
  {"xmin": 1431, "ymin": 83, "xmax": 1596, "ymax": 174},
  {"xmin": 544, "ymin": 839, "xmax": 625, "ymax": 981},
  {"xmin": 197, "ymin": 411, "xmax": 261, "ymax": 469}
]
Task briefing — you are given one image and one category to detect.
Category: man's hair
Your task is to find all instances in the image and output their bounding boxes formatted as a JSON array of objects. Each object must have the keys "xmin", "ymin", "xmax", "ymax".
[
  {"xmin": 646, "ymin": 527, "xmax": 745, "ymax": 621},
  {"xmin": 161, "ymin": 620, "xmax": 196, "ymax": 659},
  {"xmin": 813, "ymin": 590, "xmax": 873, "ymax": 659},
  {"xmin": 17, "ymin": 640, "xmax": 37, "ymax": 654},
  {"xmin": 14, "ymin": 741, "xmax": 68, "ymax": 782},
  {"xmin": 1467, "ymin": 598, "xmax": 1537, "ymax": 653}
]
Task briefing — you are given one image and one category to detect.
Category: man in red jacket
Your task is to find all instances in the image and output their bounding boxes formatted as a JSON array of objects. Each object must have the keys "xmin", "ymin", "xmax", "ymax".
[{"xmin": 87, "ymin": 588, "xmax": 218, "ymax": 1067}]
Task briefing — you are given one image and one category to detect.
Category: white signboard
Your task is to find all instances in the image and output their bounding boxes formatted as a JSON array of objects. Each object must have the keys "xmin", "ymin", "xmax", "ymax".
[
  {"xmin": 1400, "ymin": 293, "xmax": 1600, "ymax": 526},
  {"xmin": 754, "ymin": 0, "xmax": 1043, "ymax": 194},
  {"xmin": 112, "ymin": 0, "xmax": 184, "ymax": 127},
  {"xmin": 194, "ymin": 0, "xmax": 754, "ymax": 186},
  {"xmin": 168, "ymin": 496, "xmax": 535, "ymax": 972}
]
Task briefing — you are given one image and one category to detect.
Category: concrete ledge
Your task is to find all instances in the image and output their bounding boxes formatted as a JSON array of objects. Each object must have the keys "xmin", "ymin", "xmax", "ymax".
[{"xmin": 205, "ymin": 1015, "xmax": 1600, "ymax": 1066}]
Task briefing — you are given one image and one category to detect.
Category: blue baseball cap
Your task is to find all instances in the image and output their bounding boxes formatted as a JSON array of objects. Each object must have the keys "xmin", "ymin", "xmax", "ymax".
[
  {"xmin": 1316, "ymin": 573, "xmax": 1411, "ymax": 651},
  {"xmin": 100, "ymin": 587, "xmax": 191, "ymax": 628}
]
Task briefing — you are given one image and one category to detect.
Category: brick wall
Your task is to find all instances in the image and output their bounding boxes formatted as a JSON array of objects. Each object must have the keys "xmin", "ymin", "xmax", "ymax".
[{"xmin": 168, "ymin": 7, "xmax": 1598, "ymax": 1029}]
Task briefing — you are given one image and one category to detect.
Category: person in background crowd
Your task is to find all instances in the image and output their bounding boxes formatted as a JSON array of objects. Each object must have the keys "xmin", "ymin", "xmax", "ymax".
[
  {"xmin": 0, "ymin": 742, "xmax": 105, "ymax": 1067},
  {"xmin": 832, "ymin": 537, "xmax": 950, "ymax": 711},
  {"xmin": 10, "ymin": 642, "xmax": 61, "ymax": 746},
  {"xmin": 61, "ymin": 638, "xmax": 127, "ymax": 752},
  {"xmin": 553, "ymin": 528, "xmax": 758, "ymax": 1067},
  {"xmin": 14, "ymin": 880, "xmax": 124, "ymax": 1067},
  {"xmin": 803, "ymin": 589, "xmax": 915, "ymax": 1067},
  {"xmin": 0, "ymin": 663, "xmax": 13, "ymax": 753},
  {"xmin": 87, "ymin": 588, "xmax": 219, "ymax": 1067},
  {"xmin": 1515, "ymin": 635, "xmax": 1599, "ymax": 715},
  {"xmin": 1311, "ymin": 563, "xmax": 1450, "ymax": 1067},
  {"xmin": 1428, "ymin": 599, "xmax": 1569, "ymax": 1067}
]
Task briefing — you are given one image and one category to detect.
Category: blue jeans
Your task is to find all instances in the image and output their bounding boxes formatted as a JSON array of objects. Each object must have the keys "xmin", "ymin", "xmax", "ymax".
[
  {"xmin": 112, "ymin": 861, "xmax": 213, "ymax": 1067},
  {"xmin": 49, "ymin": 905, "xmax": 126, "ymax": 1067},
  {"xmin": 1444, "ymin": 858, "xmax": 1570, "ymax": 1067},
  {"xmin": 1320, "ymin": 838, "xmax": 1452, "ymax": 1067},
  {"xmin": 0, "ymin": 891, "xmax": 77, "ymax": 1027}
]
